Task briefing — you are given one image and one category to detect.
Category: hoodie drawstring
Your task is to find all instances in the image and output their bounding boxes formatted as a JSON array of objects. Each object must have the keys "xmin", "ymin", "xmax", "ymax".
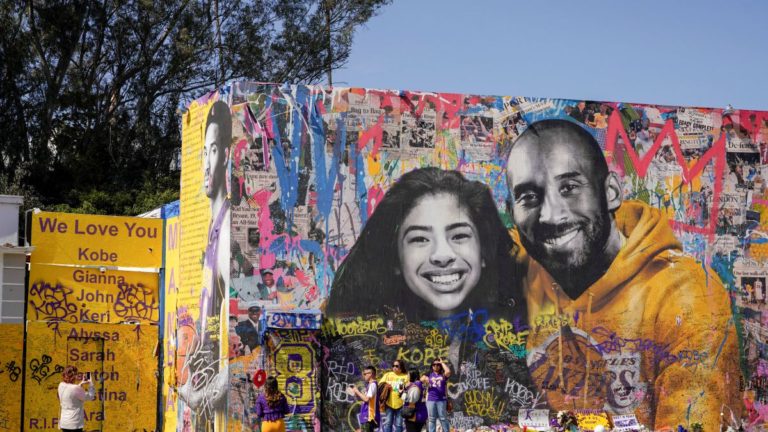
[
  {"xmin": 553, "ymin": 283, "xmax": 594, "ymax": 406},
  {"xmin": 552, "ymin": 283, "xmax": 565, "ymax": 393},
  {"xmin": 583, "ymin": 291, "xmax": 594, "ymax": 408}
]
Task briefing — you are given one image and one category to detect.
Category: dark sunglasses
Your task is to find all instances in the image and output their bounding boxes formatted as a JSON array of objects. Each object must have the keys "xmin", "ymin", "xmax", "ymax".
[{"xmin": 393, "ymin": 364, "xmax": 401, "ymax": 368}]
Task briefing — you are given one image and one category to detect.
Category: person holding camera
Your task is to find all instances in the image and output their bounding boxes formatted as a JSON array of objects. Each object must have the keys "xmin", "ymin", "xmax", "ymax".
[
  {"xmin": 380, "ymin": 360, "xmax": 409, "ymax": 432},
  {"xmin": 57, "ymin": 366, "xmax": 96, "ymax": 432},
  {"xmin": 348, "ymin": 365, "xmax": 380, "ymax": 432}
]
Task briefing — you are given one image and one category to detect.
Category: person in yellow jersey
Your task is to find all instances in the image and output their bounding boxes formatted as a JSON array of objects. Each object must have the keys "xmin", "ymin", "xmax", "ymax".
[
  {"xmin": 505, "ymin": 119, "xmax": 740, "ymax": 430},
  {"xmin": 380, "ymin": 360, "xmax": 409, "ymax": 432}
]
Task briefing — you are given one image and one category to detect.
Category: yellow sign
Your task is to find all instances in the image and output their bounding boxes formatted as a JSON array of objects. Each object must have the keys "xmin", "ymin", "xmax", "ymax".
[
  {"xmin": 28, "ymin": 264, "xmax": 159, "ymax": 325},
  {"xmin": 575, "ymin": 410, "xmax": 611, "ymax": 432},
  {"xmin": 31, "ymin": 212, "xmax": 162, "ymax": 268}
]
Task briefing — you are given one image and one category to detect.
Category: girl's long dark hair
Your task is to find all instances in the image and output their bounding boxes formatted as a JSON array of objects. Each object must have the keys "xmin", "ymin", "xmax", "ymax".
[
  {"xmin": 326, "ymin": 167, "xmax": 525, "ymax": 320},
  {"xmin": 264, "ymin": 376, "xmax": 285, "ymax": 408}
]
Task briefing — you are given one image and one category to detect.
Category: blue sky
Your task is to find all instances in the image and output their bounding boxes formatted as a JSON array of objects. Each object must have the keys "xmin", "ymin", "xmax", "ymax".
[{"xmin": 335, "ymin": 0, "xmax": 768, "ymax": 111}]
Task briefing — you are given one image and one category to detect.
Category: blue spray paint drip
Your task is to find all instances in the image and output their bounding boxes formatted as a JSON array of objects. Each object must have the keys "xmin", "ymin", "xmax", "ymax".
[
  {"xmin": 309, "ymin": 97, "xmax": 342, "ymax": 221},
  {"xmin": 268, "ymin": 236, "xmax": 287, "ymax": 255},
  {"xmin": 269, "ymin": 87, "xmax": 305, "ymax": 218},
  {"xmin": 298, "ymin": 239, "xmax": 325, "ymax": 257},
  {"xmin": 305, "ymin": 92, "xmax": 341, "ymax": 295},
  {"xmin": 711, "ymin": 252, "xmax": 737, "ymax": 292},
  {"xmin": 349, "ymin": 125, "xmax": 369, "ymax": 227},
  {"xmin": 490, "ymin": 96, "xmax": 505, "ymax": 111},
  {"xmin": 711, "ymin": 318, "xmax": 733, "ymax": 368},
  {"xmin": 266, "ymin": 236, "xmax": 324, "ymax": 257}
]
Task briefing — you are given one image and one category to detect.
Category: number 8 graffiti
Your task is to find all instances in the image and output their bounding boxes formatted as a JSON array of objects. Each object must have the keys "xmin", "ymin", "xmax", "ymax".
[{"xmin": 273, "ymin": 343, "xmax": 315, "ymax": 408}]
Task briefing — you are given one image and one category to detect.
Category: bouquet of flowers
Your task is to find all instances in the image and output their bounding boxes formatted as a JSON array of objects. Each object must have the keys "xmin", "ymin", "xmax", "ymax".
[{"xmin": 555, "ymin": 410, "xmax": 579, "ymax": 432}]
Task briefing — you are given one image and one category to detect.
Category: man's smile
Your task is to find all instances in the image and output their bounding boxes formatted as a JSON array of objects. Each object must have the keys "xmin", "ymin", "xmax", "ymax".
[{"xmin": 542, "ymin": 226, "xmax": 581, "ymax": 247}]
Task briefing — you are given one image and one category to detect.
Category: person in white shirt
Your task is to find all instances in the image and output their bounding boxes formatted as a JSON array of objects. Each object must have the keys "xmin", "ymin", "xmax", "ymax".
[{"xmin": 57, "ymin": 366, "xmax": 96, "ymax": 432}]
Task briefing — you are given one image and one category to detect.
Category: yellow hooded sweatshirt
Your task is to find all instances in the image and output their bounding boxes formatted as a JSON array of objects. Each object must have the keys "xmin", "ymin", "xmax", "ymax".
[{"xmin": 515, "ymin": 200, "xmax": 741, "ymax": 431}]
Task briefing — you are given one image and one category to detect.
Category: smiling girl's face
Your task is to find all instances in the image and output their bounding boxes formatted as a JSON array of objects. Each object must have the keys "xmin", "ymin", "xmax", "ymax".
[{"xmin": 397, "ymin": 193, "xmax": 482, "ymax": 313}]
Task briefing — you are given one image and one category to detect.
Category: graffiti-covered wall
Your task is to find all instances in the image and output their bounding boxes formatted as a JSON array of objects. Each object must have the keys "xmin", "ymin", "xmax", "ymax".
[{"xmin": 175, "ymin": 82, "xmax": 768, "ymax": 431}]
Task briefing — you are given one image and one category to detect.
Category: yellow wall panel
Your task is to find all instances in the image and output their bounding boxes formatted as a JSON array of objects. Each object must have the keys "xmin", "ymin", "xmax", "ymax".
[
  {"xmin": 0, "ymin": 324, "xmax": 24, "ymax": 431},
  {"xmin": 24, "ymin": 321, "xmax": 158, "ymax": 432}
]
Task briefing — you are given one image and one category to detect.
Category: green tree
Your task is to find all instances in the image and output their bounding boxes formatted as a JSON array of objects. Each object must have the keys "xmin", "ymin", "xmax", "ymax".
[{"xmin": 0, "ymin": 0, "xmax": 389, "ymax": 214}]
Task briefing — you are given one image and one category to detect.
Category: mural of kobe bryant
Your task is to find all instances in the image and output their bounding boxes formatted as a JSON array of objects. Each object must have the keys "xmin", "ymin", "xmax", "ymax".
[
  {"xmin": 178, "ymin": 100, "xmax": 232, "ymax": 426},
  {"xmin": 505, "ymin": 119, "xmax": 740, "ymax": 430},
  {"xmin": 326, "ymin": 167, "xmax": 526, "ymax": 321}
]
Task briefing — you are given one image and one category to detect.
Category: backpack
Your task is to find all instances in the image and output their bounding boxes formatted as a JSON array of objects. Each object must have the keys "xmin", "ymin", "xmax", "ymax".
[
  {"xmin": 401, "ymin": 383, "xmax": 418, "ymax": 419},
  {"xmin": 377, "ymin": 382, "xmax": 392, "ymax": 413}
]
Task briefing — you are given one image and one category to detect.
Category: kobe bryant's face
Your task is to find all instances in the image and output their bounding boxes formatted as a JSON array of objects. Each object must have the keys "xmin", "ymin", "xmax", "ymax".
[
  {"xmin": 397, "ymin": 193, "xmax": 482, "ymax": 313},
  {"xmin": 506, "ymin": 130, "xmax": 612, "ymax": 276},
  {"xmin": 203, "ymin": 123, "xmax": 226, "ymax": 198}
]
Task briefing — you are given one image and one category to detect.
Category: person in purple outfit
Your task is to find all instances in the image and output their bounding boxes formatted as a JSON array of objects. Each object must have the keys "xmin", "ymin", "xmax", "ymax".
[
  {"xmin": 421, "ymin": 357, "xmax": 451, "ymax": 432},
  {"xmin": 400, "ymin": 369, "xmax": 428, "ymax": 432},
  {"xmin": 349, "ymin": 365, "xmax": 380, "ymax": 432},
  {"xmin": 254, "ymin": 376, "xmax": 290, "ymax": 432}
]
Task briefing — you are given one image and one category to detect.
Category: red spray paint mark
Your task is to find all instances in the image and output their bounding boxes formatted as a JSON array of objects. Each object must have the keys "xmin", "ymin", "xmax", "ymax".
[
  {"xmin": 395, "ymin": 91, "xmax": 463, "ymax": 130},
  {"xmin": 295, "ymin": 269, "xmax": 312, "ymax": 286},
  {"xmin": 357, "ymin": 115, "xmax": 384, "ymax": 154},
  {"xmin": 738, "ymin": 110, "xmax": 768, "ymax": 136},
  {"xmin": 253, "ymin": 369, "xmax": 267, "ymax": 387},
  {"xmin": 605, "ymin": 110, "xmax": 726, "ymax": 240},
  {"xmin": 353, "ymin": 90, "xmax": 466, "ymax": 156}
]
